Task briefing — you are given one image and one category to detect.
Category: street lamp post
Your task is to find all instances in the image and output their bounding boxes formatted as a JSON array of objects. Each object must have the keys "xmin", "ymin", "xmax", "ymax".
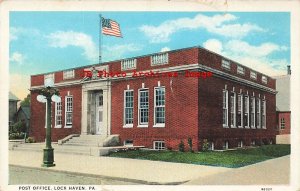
[{"xmin": 37, "ymin": 78, "xmax": 60, "ymax": 167}]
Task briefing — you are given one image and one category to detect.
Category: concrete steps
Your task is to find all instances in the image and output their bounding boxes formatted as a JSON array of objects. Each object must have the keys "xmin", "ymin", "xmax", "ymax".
[
  {"xmin": 63, "ymin": 135, "xmax": 107, "ymax": 147},
  {"xmin": 11, "ymin": 135, "xmax": 122, "ymax": 156}
]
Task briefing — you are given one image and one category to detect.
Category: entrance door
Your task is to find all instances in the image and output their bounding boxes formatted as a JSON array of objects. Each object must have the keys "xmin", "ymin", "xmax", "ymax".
[{"xmin": 95, "ymin": 92, "xmax": 103, "ymax": 134}]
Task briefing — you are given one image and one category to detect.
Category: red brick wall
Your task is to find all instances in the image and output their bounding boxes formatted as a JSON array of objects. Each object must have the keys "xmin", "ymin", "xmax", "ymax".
[
  {"xmin": 198, "ymin": 48, "xmax": 275, "ymax": 89},
  {"xmin": 277, "ymin": 112, "xmax": 291, "ymax": 134},
  {"xmin": 111, "ymin": 73, "xmax": 199, "ymax": 151},
  {"xmin": 198, "ymin": 76, "xmax": 277, "ymax": 150},
  {"xmin": 30, "ymin": 85, "xmax": 82, "ymax": 142}
]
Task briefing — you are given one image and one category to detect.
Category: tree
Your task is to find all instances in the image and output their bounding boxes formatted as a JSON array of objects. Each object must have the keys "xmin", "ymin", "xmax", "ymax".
[{"xmin": 20, "ymin": 94, "xmax": 30, "ymax": 107}]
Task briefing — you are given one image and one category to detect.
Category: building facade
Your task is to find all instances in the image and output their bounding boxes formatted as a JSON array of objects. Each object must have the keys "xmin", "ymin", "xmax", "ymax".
[
  {"xmin": 275, "ymin": 66, "xmax": 291, "ymax": 135},
  {"xmin": 30, "ymin": 46, "xmax": 277, "ymax": 151}
]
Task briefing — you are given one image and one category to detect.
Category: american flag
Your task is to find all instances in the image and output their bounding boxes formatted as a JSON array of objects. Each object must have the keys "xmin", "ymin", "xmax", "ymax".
[{"xmin": 101, "ymin": 17, "xmax": 122, "ymax": 37}]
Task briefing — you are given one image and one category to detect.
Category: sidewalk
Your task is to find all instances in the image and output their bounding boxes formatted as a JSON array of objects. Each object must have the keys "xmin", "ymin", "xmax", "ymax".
[
  {"xmin": 185, "ymin": 155, "xmax": 290, "ymax": 185},
  {"xmin": 9, "ymin": 150, "xmax": 230, "ymax": 185}
]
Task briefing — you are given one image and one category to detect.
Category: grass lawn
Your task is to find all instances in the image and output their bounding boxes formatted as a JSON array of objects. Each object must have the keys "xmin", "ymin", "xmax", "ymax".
[{"xmin": 106, "ymin": 144, "xmax": 290, "ymax": 168}]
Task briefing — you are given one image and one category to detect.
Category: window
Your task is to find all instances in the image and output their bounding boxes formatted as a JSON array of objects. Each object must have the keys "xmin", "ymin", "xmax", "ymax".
[
  {"xmin": 138, "ymin": 89, "xmax": 149, "ymax": 126},
  {"xmin": 124, "ymin": 90, "xmax": 134, "ymax": 127},
  {"xmin": 154, "ymin": 87, "xmax": 165, "ymax": 127},
  {"xmin": 121, "ymin": 59, "xmax": 136, "ymax": 70},
  {"xmin": 55, "ymin": 101, "xmax": 62, "ymax": 128},
  {"xmin": 63, "ymin": 70, "xmax": 74, "ymax": 79},
  {"xmin": 237, "ymin": 94, "xmax": 243, "ymax": 127},
  {"xmin": 280, "ymin": 118, "xmax": 285, "ymax": 129},
  {"xmin": 221, "ymin": 59, "xmax": 231, "ymax": 70},
  {"xmin": 250, "ymin": 97, "xmax": 255, "ymax": 128},
  {"xmin": 153, "ymin": 141, "xmax": 165, "ymax": 150},
  {"xmin": 65, "ymin": 96, "xmax": 73, "ymax": 127},
  {"xmin": 151, "ymin": 53, "xmax": 168, "ymax": 66},
  {"xmin": 244, "ymin": 96, "xmax": 249, "ymax": 128},
  {"xmin": 262, "ymin": 100, "xmax": 266, "ymax": 129},
  {"xmin": 262, "ymin": 76, "xmax": 268, "ymax": 84},
  {"xmin": 230, "ymin": 92, "xmax": 236, "ymax": 128},
  {"xmin": 223, "ymin": 90, "xmax": 229, "ymax": 127},
  {"xmin": 256, "ymin": 99, "xmax": 261, "ymax": 129},
  {"xmin": 124, "ymin": 140, "xmax": 133, "ymax": 147},
  {"xmin": 44, "ymin": 73, "xmax": 54, "ymax": 85},
  {"xmin": 237, "ymin": 66, "xmax": 245, "ymax": 75},
  {"xmin": 250, "ymin": 71, "xmax": 257, "ymax": 80}
]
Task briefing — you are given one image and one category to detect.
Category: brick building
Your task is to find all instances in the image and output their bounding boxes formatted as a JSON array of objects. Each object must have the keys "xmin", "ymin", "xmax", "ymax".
[{"xmin": 30, "ymin": 46, "xmax": 277, "ymax": 151}]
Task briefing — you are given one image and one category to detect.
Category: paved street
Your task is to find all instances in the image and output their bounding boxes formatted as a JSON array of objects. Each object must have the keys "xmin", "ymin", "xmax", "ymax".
[{"xmin": 9, "ymin": 165, "xmax": 138, "ymax": 185}]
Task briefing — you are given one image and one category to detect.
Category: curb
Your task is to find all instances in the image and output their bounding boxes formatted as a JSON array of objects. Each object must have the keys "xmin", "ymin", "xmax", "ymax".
[{"xmin": 9, "ymin": 164, "xmax": 188, "ymax": 185}]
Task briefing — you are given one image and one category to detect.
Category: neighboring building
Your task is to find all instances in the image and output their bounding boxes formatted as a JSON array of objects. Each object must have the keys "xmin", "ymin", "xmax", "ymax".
[
  {"xmin": 274, "ymin": 66, "xmax": 291, "ymax": 135},
  {"xmin": 9, "ymin": 92, "xmax": 20, "ymax": 126},
  {"xmin": 16, "ymin": 106, "xmax": 31, "ymax": 135},
  {"xmin": 30, "ymin": 46, "xmax": 277, "ymax": 151}
]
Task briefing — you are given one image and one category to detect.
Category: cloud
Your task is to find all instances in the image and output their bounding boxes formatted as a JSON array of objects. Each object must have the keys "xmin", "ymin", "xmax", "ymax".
[
  {"xmin": 102, "ymin": 43, "xmax": 142, "ymax": 61},
  {"xmin": 47, "ymin": 31, "xmax": 98, "ymax": 62},
  {"xmin": 225, "ymin": 40, "xmax": 289, "ymax": 58},
  {"xmin": 10, "ymin": 52, "xmax": 25, "ymax": 65},
  {"xmin": 203, "ymin": 39, "xmax": 289, "ymax": 76},
  {"xmin": 140, "ymin": 13, "xmax": 264, "ymax": 43},
  {"xmin": 10, "ymin": 27, "xmax": 40, "ymax": 41},
  {"xmin": 160, "ymin": 47, "xmax": 170, "ymax": 52},
  {"xmin": 9, "ymin": 73, "xmax": 30, "ymax": 101},
  {"xmin": 203, "ymin": 39, "xmax": 223, "ymax": 54}
]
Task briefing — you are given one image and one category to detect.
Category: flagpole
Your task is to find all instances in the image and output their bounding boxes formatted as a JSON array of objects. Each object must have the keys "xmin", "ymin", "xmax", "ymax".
[{"xmin": 99, "ymin": 14, "xmax": 102, "ymax": 64}]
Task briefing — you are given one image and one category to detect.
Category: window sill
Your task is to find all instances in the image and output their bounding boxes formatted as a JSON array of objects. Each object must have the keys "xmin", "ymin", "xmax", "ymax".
[
  {"xmin": 54, "ymin": 125, "xmax": 62, "ymax": 128},
  {"xmin": 123, "ymin": 124, "xmax": 133, "ymax": 128},
  {"xmin": 245, "ymin": 126, "xmax": 250, "ymax": 129},
  {"xmin": 238, "ymin": 126, "xmax": 243, "ymax": 128},
  {"xmin": 153, "ymin": 124, "xmax": 165, "ymax": 128},
  {"xmin": 223, "ymin": 125, "xmax": 229, "ymax": 128},
  {"xmin": 64, "ymin": 125, "xmax": 72, "ymax": 128},
  {"xmin": 230, "ymin": 125, "xmax": 237, "ymax": 128},
  {"xmin": 251, "ymin": 126, "xmax": 256, "ymax": 129},
  {"xmin": 137, "ymin": 125, "xmax": 148, "ymax": 128}
]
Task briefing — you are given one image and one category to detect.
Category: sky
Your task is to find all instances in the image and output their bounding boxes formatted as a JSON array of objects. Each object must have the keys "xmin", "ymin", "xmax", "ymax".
[{"xmin": 9, "ymin": 11, "xmax": 290, "ymax": 100}]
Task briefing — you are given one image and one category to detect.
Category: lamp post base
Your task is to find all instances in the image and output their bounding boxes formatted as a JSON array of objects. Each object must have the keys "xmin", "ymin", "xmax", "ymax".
[{"xmin": 42, "ymin": 148, "xmax": 55, "ymax": 167}]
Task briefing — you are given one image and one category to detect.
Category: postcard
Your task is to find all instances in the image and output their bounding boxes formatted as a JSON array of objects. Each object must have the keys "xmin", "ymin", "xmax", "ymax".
[{"xmin": 1, "ymin": 1, "xmax": 300, "ymax": 191}]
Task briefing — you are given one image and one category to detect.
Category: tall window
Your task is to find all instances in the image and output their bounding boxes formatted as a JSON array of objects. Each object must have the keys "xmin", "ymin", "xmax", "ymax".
[
  {"xmin": 124, "ymin": 90, "xmax": 134, "ymax": 127},
  {"xmin": 230, "ymin": 92, "xmax": 236, "ymax": 128},
  {"xmin": 55, "ymin": 101, "xmax": 62, "ymax": 128},
  {"xmin": 154, "ymin": 87, "xmax": 165, "ymax": 126},
  {"xmin": 280, "ymin": 118, "xmax": 285, "ymax": 129},
  {"xmin": 237, "ymin": 94, "xmax": 243, "ymax": 127},
  {"xmin": 138, "ymin": 89, "xmax": 149, "ymax": 126},
  {"xmin": 250, "ymin": 97, "xmax": 255, "ymax": 128},
  {"xmin": 256, "ymin": 99, "xmax": 261, "ymax": 128},
  {"xmin": 244, "ymin": 96, "xmax": 249, "ymax": 128},
  {"xmin": 65, "ymin": 96, "xmax": 73, "ymax": 127},
  {"xmin": 262, "ymin": 100, "xmax": 266, "ymax": 128},
  {"xmin": 223, "ymin": 90, "xmax": 228, "ymax": 127}
]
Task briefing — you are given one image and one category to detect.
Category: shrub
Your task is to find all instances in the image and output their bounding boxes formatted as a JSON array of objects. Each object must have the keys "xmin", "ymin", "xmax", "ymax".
[
  {"xmin": 26, "ymin": 137, "xmax": 35, "ymax": 143},
  {"xmin": 202, "ymin": 139, "xmax": 210, "ymax": 152},
  {"xmin": 178, "ymin": 140, "xmax": 185, "ymax": 152},
  {"xmin": 188, "ymin": 137, "xmax": 193, "ymax": 152},
  {"xmin": 9, "ymin": 132, "xmax": 25, "ymax": 140}
]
